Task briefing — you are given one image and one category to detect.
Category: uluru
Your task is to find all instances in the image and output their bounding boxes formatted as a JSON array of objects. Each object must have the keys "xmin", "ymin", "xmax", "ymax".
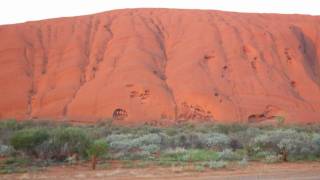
[{"xmin": 0, "ymin": 8, "xmax": 319, "ymax": 124}]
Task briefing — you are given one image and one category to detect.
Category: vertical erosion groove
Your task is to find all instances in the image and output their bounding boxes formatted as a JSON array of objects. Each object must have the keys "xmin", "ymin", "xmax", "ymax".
[
  {"xmin": 291, "ymin": 25, "xmax": 320, "ymax": 87},
  {"xmin": 141, "ymin": 15, "xmax": 178, "ymax": 120},
  {"xmin": 62, "ymin": 16, "xmax": 95, "ymax": 117},
  {"xmin": 209, "ymin": 13, "xmax": 244, "ymax": 120}
]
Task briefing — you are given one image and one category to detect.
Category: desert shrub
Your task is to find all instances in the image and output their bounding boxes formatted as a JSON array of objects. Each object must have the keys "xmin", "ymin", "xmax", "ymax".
[
  {"xmin": 141, "ymin": 144, "xmax": 160, "ymax": 154},
  {"xmin": 0, "ymin": 119, "xmax": 19, "ymax": 130},
  {"xmin": 2, "ymin": 120, "xmax": 320, "ymax": 169},
  {"xmin": 312, "ymin": 133, "xmax": 320, "ymax": 153},
  {"xmin": 135, "ymin": 125, "xmax": 161, "ymax": 135},
  {"xmin": 229, "ymin": 127, "xmax": 262, "ymax": 150},
  {"xmin": 162, "ymin": 147, "xmax": 187, "ymax": 155},
  {"xmin": 109, "ymin": 139, "xmax": 133, "ymax": 153},
  {"xmin": 206, "ymin": 160, "xmax": 228, "ymax": 169},
  {"xmin": 0, "ymin": 129, "xmax": 13, "ymax": 146},
  {"xmin": 160, "ymin": 149, "xmax": 219, "ymax": 162},
  {"xmin": 163, "ymin": 126, "xmax": 178, "ymax": 136},
  {"xmin": 0, "ymin": 156, "xmax": 31, "ymax": 174},
  {"xmin": 194, "ymin": 164, "xmax": 205, "ymax": 172},
  {"xmin": 18, "ymin": 120, "xmax": 58, "ymax": 129},
  {"xmin": 238, "ymin": 157, "xmax": 248, "ymax": 167},
  {"xmin": 0, "ymin": 144, "xmax": 13, "ymax": 157},
  {"xmin": 162, "ymin": 132, "xmax": 230, "ymax": 150},
  {"xmin": 211, "ymin": 123, "xmax": 248, "ymax": 134},
  {"xmin": 107, "ymin": 133, "xmax": 161, "ymax": 151},
  {"xmin": 172, "ymin": 133, "xmax": 188, "ymax": 148},
  {"xmin": 106, "ymin": 134, "xmax": 133, "ymax": 143},
  {"xmin": 133, "ymin": 133, "xmax": 161, "ymax": 145},
  {"xmin": 10, "ymin": 128, "xmax": 49, "ymax": 156},
  {"xmin": 158, "ymin": 133, "xmax": 174, "ymax": 149},
  {"xmin": 87, "ymin": 139, "xmax": 108, "ymax": 170},
  {"xmin": 184, "ymin": 149, "xmax": 219, "ymax": 161},
  {"xmin": 46, "ymin": 127, "xmax": 92, "ymax": 160},
  {"xmin": 250, "ymin": 151, "xmax": 276, "ymax": 160},
  {"xmin": 160, "ymin": 148, "xmax": 188, "ymax": 162},
  {"xmin": 87, "ymin": 126, "xmax": 111, "ymax": 139},
  {"xmin": 0, "ymin": 120, "xmax": 20, "ymax": 145},
  {"xmin": 264, "ymin": 154, "xmax": 281, "ymax": 163},
  {"xmin": 107, "ymin": 133, "xmax": 161, "ymax": 160},
  {"xmin": 218, "ymin": 149, "xmax": 242, "ymax": 161},
  {"xmin": 188, "ymin": 133, "xmax": 204, "ymax": 148},
  {"xmin": 200, "ymin": 133, "xmax": 231, "ymax": 150},
  {"xmin": 171, "ymin": 132, "xmax": 204, "ymax": 148},
  {"xmin": 251, "ymin": 129, "xmax": 315, "ymax": 161}
]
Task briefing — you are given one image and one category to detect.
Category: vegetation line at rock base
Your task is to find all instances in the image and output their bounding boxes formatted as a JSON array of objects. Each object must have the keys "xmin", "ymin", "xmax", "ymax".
[{"xmin": 0, "ymin": 119, "xmax": 320, "ymax": 173}]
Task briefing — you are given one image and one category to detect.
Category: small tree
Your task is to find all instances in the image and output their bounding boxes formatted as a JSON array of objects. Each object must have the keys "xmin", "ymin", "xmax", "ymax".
[{"xmin": 87, "ymin": 139, "xmax": 108, "ymax": 170}]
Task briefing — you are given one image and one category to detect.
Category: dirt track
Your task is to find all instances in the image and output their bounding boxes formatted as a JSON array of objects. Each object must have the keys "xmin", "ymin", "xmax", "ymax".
[{"xmin": 2, "ymin": 162, "xmax": 320, "ymax": 180}]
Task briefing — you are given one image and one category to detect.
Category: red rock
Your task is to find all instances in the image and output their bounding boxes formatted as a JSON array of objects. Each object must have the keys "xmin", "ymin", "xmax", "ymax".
[{"xmin": 0, "ymin": 9, "xmax": 319, "ymax": 124}]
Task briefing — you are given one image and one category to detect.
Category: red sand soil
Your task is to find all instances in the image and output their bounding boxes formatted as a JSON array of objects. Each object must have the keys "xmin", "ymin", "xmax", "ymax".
[
  {"xmin": 2, "ymin": 162, "xmax": 320, "ymax": 180},
  {"xmin": 0, "ymin": 9, "xmax": 320, "ymax": 124}
]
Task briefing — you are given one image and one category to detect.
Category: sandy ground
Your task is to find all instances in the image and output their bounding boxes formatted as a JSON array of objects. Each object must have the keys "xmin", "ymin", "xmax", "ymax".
[{"xmin": 1, "ymin": 162, "xmax": 320, "ymax": 180}]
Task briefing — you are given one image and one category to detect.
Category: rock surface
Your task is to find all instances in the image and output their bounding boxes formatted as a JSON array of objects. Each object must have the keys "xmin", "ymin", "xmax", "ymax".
[{"xmin": 0, "ymin": 9, "xmax": 319, "ymax": 124}]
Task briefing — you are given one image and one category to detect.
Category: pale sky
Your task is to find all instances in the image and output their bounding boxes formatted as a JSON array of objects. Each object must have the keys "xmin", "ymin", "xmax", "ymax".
[{"xmin": 1, "ymin": 0, "xmax": 320, "ymax": 25}]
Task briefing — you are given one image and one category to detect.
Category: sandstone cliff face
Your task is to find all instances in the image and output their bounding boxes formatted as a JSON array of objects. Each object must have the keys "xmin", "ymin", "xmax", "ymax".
[{"xmin": 0, "ymin": 9, "xmax": 320, "ymax": 124}]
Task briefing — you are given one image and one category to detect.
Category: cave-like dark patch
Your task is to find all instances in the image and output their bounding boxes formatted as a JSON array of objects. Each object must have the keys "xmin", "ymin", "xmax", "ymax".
[{"xmin": 112, "ymin": 108, "xmax": 128, "ymax": 120}]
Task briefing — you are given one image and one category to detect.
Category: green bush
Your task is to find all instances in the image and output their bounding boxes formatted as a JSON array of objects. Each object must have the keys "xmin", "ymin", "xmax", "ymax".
[
  {"xmin": 47, "ymin": 127, "xmax": 92, "ymax": 160},
  {"xmin": 10, "ymin": 128, "xmax": 49, "ymax": 156},
  {"xmin": 0, "ymin": 120, "xmax": 20, "ymax": 145},
  {"xmin": 160, "ymin": 149, "xmax": 219, "ymax": 162},
  {"xmin": 160, "ymin": 148, "xmax": 187, "ymax": 162},
  {"xmin": 0, "ymin": 119, "xmax": 19, "ymax": 130}
]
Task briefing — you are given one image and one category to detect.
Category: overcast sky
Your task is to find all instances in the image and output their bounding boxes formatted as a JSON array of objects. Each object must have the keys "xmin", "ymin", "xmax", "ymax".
[{"xmin": 1, "ymin": 0, "xmax": 320, "ymax": 25}]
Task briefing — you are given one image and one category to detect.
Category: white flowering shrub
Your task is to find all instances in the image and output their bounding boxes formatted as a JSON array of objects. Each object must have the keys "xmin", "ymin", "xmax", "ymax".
[
  {"xmin": 200, "ymin": 133, "xmax": 231, "ymax": 150},
  {"xmin": 238, "ymin": 157, "xmax": 248, "ymax": 167},
  {"xmin": 264, "ymin": 154, "xmax": 281, "ymax": 163},
  {"xmin": 106, "ymin": 133, "xmax": 162, "ymax": 159},
  {"xmin": 141, "ymin": 144, "xmax": 160, "ymax": 153},
  {"xmin": 251, "ymin": 129, "xmax": 316, "ymax": 161},
  {"xmin": 0, "ymin": 144, "xmax": 13, "ymax": 157},
  {"xmin": 132, "ymin": 134, "xmax": 161, "ymax": 146},
  {"xmin": 207, "ymin": 160, "xmax": 228, "ymax": 169},
  {"xmin": 312, "ymin": 133, "xmax": 320, "ymax": 153},
  {"xmin": 106, "ymin": 134, "xmax": 134, "ymax": 142},
  {"xmin": 218, "ymin": 149, "xmax": 242, "ymax": 161}
]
